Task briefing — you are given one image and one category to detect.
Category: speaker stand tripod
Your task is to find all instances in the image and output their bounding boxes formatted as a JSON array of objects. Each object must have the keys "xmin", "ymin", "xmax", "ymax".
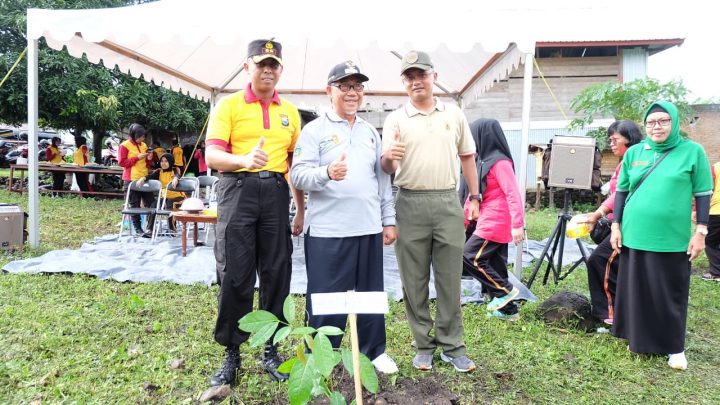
[{"xmin": 526, "ymin": 188, "xmax": 590, "ymax": 289}]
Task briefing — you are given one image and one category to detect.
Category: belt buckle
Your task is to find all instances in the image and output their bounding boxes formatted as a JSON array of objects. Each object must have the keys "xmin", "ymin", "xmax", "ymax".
[{"xmin": 258, "ymin": 171, "xmax": 271, "ymax": 179}]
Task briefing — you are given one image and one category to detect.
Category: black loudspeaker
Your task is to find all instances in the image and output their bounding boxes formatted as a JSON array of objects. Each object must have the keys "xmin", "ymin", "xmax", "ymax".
[{"xmin": 547, "ymin": 136, "xmax": 596, "ymax": 190}]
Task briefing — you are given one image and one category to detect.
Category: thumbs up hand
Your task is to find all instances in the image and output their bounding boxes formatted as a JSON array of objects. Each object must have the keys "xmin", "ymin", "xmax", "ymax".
[
  {"xmin": 241, "ymin": 136, "xmax": 268, "ymax": 169},
  {"xmin": 328, "ymin": 151, "xmax": 348, "ymax": 181},
  {"xmin": 387, "ymin": 128, "xmax": 405, "ymax": 161}
]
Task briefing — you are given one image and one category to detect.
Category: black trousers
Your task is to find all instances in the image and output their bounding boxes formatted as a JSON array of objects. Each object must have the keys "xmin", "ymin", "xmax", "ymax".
[
  {"xmin": 305, "ymin": 231, "xmax": 386, "ymax": 361},
  {"xmin": 462, "ymin": 235, "xmax": 518, "ymax": 315},
  {"xmin": 75, "ymin": 173, "xmax": 90, "ymax": 192},
  {"xmin": 586, "ymin": 234, "xmax": 619, "ymax": 321},
  {"xmin": 705, "ymin": 215, "xmax": 720, "ymax": 277},
  {"xmin": 52, "ymin": 171, "xmax": 65, "ymax": 194},
  {"xmin": 213, "ymin": 173, "xmax": 292, "ymax": 347}
]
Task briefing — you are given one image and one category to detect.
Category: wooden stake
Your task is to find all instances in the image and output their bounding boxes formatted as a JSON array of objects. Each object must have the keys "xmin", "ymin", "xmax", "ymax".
[{"xmin": 349, "ymin": 312, "xmax": 362, "ymax": 403}]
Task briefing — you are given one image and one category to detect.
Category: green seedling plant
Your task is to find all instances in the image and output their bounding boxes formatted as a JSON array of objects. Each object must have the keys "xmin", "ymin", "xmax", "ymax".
[{"xmin": 239, "ymin": 296, "xmax": 379, "ymax": 405}]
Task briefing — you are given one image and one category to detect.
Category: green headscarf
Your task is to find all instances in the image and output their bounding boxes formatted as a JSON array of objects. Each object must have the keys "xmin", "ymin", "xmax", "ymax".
[{"xmin": 642, "ymin": 100, "xmax": 683, "ymax": 152}]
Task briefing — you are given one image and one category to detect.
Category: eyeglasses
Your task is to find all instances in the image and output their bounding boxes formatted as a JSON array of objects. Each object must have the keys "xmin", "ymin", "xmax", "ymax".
[
  {"xmin": 608, "ymin": 137, "xmax": 625, "ymax": 145},
  {"xmin": 645, "ymin": 118, "xmax": 672, "ymax": 128},
  {"xmin": 331, "ymin": 83, "xmax": 365, "ymax": 92},
  {"xmin": 402, "ymin": 70, "xmax": 433, "ymax": 84}
]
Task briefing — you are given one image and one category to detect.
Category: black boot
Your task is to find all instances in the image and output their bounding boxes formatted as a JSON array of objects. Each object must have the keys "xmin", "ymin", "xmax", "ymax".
[
  {"xmin": 133, "ymin": 218, "xmax": 144, "ymax": 237},
  {"xmin": 209, "ymin": 345, "xmax": 240, "ymax": 386},
  {"xmin": 261, "ymin": 344, "xmax": 289, "ymax": 382}
]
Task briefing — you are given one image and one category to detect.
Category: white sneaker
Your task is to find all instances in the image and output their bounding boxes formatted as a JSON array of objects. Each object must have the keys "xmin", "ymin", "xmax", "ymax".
[
  {"xmin": 668, "ymin": 352, "xmax": 688, "ymax": 370},
  {"xmin": 372, "ymin": 353, "xmax": 399, "ymax": 374}
]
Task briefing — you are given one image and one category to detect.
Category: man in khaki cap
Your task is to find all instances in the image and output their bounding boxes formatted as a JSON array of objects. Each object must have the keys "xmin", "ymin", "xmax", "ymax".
[{"xmin": 381, "ymin": 50, "xmax": 480, "ymax": 373}]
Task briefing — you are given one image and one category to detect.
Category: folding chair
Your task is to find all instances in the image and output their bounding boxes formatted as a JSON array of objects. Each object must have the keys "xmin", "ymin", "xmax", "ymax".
[
  {"xmin": 202, "ymin": 179, "xmax": 220, "ymax": 243},
  {"xmin": 118, "ymin": 179, "xmax": 162, "ymax": 241},
  {"xmin": 152, "ymin": 178, "xmax": 199, "ymax": 241},
  {"xmin": 196, "ymin": 175, "xmax": 219, "ymax": 205}
]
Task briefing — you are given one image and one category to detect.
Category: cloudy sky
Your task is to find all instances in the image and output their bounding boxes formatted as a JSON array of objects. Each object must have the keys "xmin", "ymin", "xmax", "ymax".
[{"xmin": 645, "ymin": 3, "xmax": 715, "ymax": 101}]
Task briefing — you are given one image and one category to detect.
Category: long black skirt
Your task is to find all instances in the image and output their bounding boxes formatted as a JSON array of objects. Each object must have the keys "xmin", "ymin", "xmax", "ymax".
[{"xmin": 611, "ymin": 247, "xmax": 691, "ymax": 354}]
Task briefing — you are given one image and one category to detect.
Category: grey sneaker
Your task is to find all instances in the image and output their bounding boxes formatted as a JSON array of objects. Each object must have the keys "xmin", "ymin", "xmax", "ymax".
[
  {"xmin": 412, "ymin": 354, "xmax": 433, "ymax": 371},
  {"xmin": 440, "ymin": 353, "xmax": 476, "ymax": 373}
]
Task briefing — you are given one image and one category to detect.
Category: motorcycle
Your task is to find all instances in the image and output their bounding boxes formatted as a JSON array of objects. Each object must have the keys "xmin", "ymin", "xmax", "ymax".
[
  {"xmin": 101, "ymin": 138, "xmax": 119, "ymax": 166},
  {"xmin": 3, "ymin": 141, "xmax": 49, "ymax": 166}
]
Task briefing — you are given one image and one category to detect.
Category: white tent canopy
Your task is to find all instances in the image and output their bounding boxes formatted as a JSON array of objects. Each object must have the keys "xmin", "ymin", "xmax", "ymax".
[
  {"xmin": 25, "ymin": 0, "xmax": 686, "ymax": 277},
  {"xmin": 28, "ymin": 0, "xmax": 537, "ymax": 108}
]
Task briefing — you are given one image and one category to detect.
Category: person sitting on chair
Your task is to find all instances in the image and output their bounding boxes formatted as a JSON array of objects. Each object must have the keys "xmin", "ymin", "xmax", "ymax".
[
  {"xmin": 582, "ymin": 121, "xmax": 643, "ymax": 325},
  {"xmin": 137, "ymin": 153, "xmax": 185, "ymax": 232}
]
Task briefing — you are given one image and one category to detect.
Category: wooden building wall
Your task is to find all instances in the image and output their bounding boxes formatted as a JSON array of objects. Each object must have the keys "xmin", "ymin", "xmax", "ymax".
[{"xmin": 465, "ymin": 56, "xmax": 620, "ymax": 123}]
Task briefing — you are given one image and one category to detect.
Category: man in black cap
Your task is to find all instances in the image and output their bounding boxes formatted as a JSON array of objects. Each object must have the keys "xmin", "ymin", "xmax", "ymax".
[
  {"xmin": 205, "ymin": 38, "xmax": 305, "ymax": 385},
  {"xmin": 291, "ymin": 61, "xmax": 398, "ymax": 374}
]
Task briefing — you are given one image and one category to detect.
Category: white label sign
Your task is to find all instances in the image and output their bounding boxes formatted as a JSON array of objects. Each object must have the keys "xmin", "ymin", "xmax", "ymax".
[{"xmin": 311, "ymin": 291, "xmax": 389, "ymax": 315}]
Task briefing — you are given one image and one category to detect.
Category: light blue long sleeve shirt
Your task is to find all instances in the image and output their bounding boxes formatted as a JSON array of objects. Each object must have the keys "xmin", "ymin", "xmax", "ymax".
[{"xmin": 290, "ymin": 111, "xmax": 395, "ymax": 237}]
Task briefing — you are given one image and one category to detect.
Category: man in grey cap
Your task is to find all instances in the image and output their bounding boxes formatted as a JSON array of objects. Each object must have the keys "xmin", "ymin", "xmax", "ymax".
[
  {"xmin": 291, "ymin": 60, "xmax": 399, "ymax": 374},
  {"xmin": 381, "ymin": 50, "xmax": 480, "ymax": 373},
  {"xmin": 205, "ymin": 38, "xmax": 305, "ymax": 386}
]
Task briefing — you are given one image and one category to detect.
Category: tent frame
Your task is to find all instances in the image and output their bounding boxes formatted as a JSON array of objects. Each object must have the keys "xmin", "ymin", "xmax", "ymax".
[{"xmin": 25, "ymin": 11, "xmax": 535, "ymax": 276}]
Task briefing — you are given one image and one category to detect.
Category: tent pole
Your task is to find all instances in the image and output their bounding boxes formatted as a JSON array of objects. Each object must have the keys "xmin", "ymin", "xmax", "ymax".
[
  {"xmin": 217, "ymin": 65, "xmax": 245, "ymax": 94},
  {"xmin": 514, "ymin": 52, "xmax": 534, "ymax": 278},
  {"xmin": 27, "ymin": 38, "xmax": 40, "ymax": 248}
]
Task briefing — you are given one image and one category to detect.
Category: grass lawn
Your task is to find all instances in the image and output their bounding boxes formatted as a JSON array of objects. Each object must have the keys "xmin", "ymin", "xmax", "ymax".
[{"xmin": 1, "ymin": 190, "xmax": 719, "ymax": 404}]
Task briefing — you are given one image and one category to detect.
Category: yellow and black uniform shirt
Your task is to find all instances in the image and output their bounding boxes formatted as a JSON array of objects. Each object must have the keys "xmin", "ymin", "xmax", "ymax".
[
  {"xmin": 119, "ymin": 139, "xmax": 149, "ymax": 181},
  {"xmin": 46, "ymin": 146, "xmax": 63, "ymax": 163},
  {"xmin": 172, "ymin": 146, "xmax": 184, "ymax": 168},
  {"xmin": 206, "ymin": 84, "xmax": 300, "ymax": 173},
  {"xmin": 73, "ymin": 145, "xmax": 88, "ymax": 166}
]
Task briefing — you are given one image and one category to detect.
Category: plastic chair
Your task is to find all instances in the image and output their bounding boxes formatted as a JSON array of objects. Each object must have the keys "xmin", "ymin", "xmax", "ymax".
[
  {"xmin": 151, "ymin": 178, "xmax": 199, "ymax": 241},
  {"xmin": 118, "ymin": 179, "xmax": 162, "ymax": 241}
]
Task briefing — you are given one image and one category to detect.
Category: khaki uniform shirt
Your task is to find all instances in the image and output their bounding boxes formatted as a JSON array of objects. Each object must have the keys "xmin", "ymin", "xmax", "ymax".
[{"xmin": 382, "ymin": 98, "xmax": 474, "ymax": 190}]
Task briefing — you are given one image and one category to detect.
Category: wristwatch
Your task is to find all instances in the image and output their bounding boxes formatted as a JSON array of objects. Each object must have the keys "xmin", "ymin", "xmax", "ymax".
[
  {"xmin": 469, "ymin": 194, "xmax": 482, "ymax": 201},
  {"xmin": 696, "ymin": 227, "xmax": 708, "ymax": 236}
]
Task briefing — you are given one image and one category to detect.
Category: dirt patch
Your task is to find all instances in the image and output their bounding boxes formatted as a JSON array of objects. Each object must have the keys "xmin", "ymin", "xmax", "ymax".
[{"xmin": 265, "ymin": 368, "xmax": 470, "ymax": 405}]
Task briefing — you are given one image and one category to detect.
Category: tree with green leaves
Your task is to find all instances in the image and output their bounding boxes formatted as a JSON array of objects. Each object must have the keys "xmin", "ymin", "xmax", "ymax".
[
  {"xmin": 568, "ymin": 78, "xmax": 692, "ymax": 148},
  {"xmin": 0, "ymin": 0, "xmax": 208, "ymax": 161}
]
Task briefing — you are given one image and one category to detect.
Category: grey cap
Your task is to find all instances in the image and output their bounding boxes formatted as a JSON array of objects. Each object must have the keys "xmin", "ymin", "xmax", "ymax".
[{"xmin": 400, "ymin": 50, "xmax": 434, "ymax": 74}]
